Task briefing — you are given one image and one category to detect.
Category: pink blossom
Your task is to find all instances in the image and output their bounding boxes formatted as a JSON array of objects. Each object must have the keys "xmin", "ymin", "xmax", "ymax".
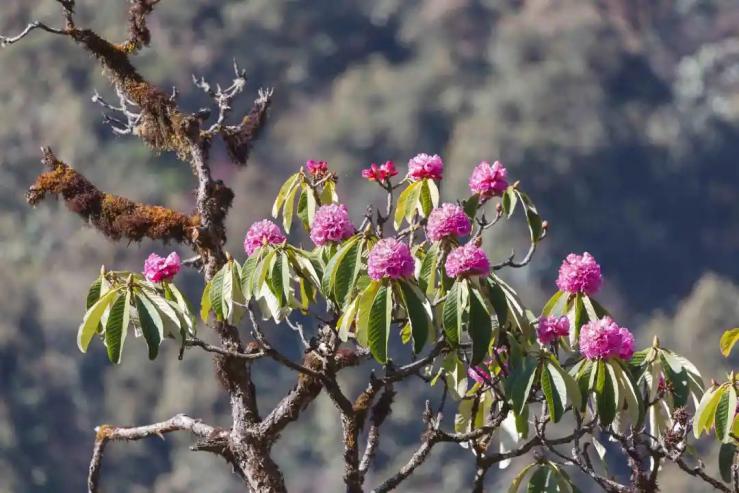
[
  {"xmin": 305, "ymin": 159, "xmax": 329, "ymax": 176},
  {"xmin": 367, "ymin": 238, "xmax": 415, "ymax": 281},
  {"xmin": 445, "ymin": 243, "xmax": 490, "ymax": 278},
  {"xmin": 310, "ymin": 204, "xmax": 355, "ymax": 246},
  {"xmin": 555, "ymin": 252, "xmax": 602, "ymax": 295},
  {"xmin": 143, "ymin": 252, "xmax": 181, "ymax": 283},
  {"xmin": 537, "ymin": 316, "xmax": 570, "ymax": 345},
  {"xmin": 579, "ymin": 316, "xmax": 634, "ymax": 360},
  {"xmin": 468, "ymin": 363, "xmax": 491, "ymax": 384},
  {"xmin": 426, "ymin": 203, "xmax": 472, "ymax": 242},
  {"xmin": 361, "ymin": 161, "xmax": 398, "ymax": 182},
  {"xmin": 244, "ymin": 219, "xmax": 286, "ymax": 256},
  {"xmin": 408, "ymin": 153, "xmax": 443, "ymax": 181},
  {"xmin": 469, "ymin": 160, "xmax": 508, "ymax": 199}
]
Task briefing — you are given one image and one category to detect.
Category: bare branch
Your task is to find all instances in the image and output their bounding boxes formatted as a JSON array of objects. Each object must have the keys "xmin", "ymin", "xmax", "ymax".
[
  {"xmin": 222, "ymin": 88, "xmax": 273, "ymax": 165},
  {"xmin": 0, "ymin": 22, "xmax": 67, "ymax": 47},
  {"xmin": 185, "ymin": 337, "xmax": 265, "ymax": 360},
  {"xmin": 88, "ymin": 414, "xmax": 224, "ymax": 493}
]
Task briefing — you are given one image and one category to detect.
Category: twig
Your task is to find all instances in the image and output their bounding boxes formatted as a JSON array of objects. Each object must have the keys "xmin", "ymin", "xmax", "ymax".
[
  {"xmin": 88, "ymin": 414, "xmax": 223, "ymax": 492},
  {"xmin": 185, "ymin": 337, "xmax": 264, "ymax": 360},
  {"xmin": 0, "ymin": 22, "xmax": 67, "ymax": 47}
]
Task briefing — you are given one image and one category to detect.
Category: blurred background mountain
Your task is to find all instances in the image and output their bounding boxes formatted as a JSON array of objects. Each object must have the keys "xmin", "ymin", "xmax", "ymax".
[{"xmin": 1, "ymin": 0, "xmax": 739, "ymax": 491}]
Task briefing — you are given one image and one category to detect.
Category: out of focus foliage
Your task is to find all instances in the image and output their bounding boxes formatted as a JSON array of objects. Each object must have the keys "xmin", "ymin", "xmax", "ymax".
[{"xmin": 2, "ymin": 0, "xmax": 739, "ymax": 491}]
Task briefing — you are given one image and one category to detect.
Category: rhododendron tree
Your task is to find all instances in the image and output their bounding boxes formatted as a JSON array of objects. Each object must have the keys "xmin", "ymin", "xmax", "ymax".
[{"xmin": 6, "ymin": 3, "xmax": 739, "ymax": 493}]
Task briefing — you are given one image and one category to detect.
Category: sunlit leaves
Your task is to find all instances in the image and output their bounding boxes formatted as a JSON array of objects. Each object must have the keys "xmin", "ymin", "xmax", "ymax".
[
  {"xmin": 509, "ymin": 460, "xmax": 575, "ymax": 493},
  {"xmin": 394, "ymin": 179, "xmax": 439, "ymax": 229},
  {"xmin": 79, "ymin": 270, "xmax": 195, "ymax": 364},
  {"xmin": 105, "ymin": 290, "xmax": 131, "ymax": 364},
  {"xmin": 396, "ymin": 279, "xmax": 433, "ymax": 354},
  {"xmin": 271, "ymin": 172, "xmax": 338, "ymax": 233},
  {"xmin": 720, "ymin": 328, "xmax": 739, "ymax": 357},
  {"xmin": 367, "ymin": 285, "xmax": 392, "ymax": 363}
]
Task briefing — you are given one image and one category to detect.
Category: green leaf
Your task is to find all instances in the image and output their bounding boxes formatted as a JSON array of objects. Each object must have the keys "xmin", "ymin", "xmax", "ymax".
[
  {"xmin": 105, "ymin": 290, "xmax": 131, "ymax": 364},
  {"xmin": 337, "ymin": 297, "xmax": 359, "ymax": 342},
  {"xmin": 541, "ymin": 290, "xmax": 564, "ymax": 317},
  {"xmin": 582, "ymin": 295, "xmax": 598, "ymax": 322},
  {"xmin": 613, "ymin": 360, "xmax": 643, "ymax": 426},
  {"xmin": 394, "ymin": 181, "xmax": 422, "ymax": 229},
  {"xmin": 86, "ymin": 276, "xmax": 103, "ymax": 309},
  {"xmin": 542, "ymin": 365, "xmax": 565, "ymax": 423},
  {"xmin": 319, "ymin": 179, "xmax": 337, "ymax": 205},
  {"xmin": 509, "ymin": 357, "xmax": 538, "ymax": 415},
  {"xmin": 550, "ymin": 359, "xmax": 582, "ymax": 410},
  {"xmin": 296, "ymin": 186, "xmax": 311, "ymax": 230},
  {"xmin": 333, "ymin": 239, "xmax": 363, "ymax": 306},
  {"xmin": 321, "ymin": 236, "xmax": 359, "ymax": 296},
  {"xmin": 567, "ymin": 294, "xmax": 585, "ymax": 347},
  {"xmin": 419, "ymin": 179, "xmax": 433, "ymax": 217},
  {"xmin": 715, "ymin": 384, "xmax": 737, "ymax": 443},
  {"xmin": 272, "ymin": 172, "xmax": 301, "ymax": 218},
  {"xmin": 199, "ymin": 282, "xmax": 211, "ymax": 322},
  {"xmin": 241, "ymin": 253, "xmax": 261, "ymax": 300},
  {"xmin": 77, "ymin": 288, "xmax": 120, "ymax": 353},
  {"xmin": 368, "ymin": 285, "xmax": 392, "ymax": 363},
  {"xmin": 228, "ymin": 262, "xmax": 246, "ymax": 325},
  {"xmin": 509, "ymin": 463, "xmax": 537, "ymax": 493},
  {"xmin": 486, "ymin": 280, "xmax": 509, "ymax": 327},
  {"xmin": 418, "ymin": 243, "xmax": 439, "ymax": 295},
  {"xmin": 720, "ymin": 328, "xmax": 739, "ymax": 358},
  {"xmin": 426, "ymin": 179, "xmax": 440, "ymax": 209},
  {"xmin": 356, "ymin": 281, "xmax": 381, "ymax": 347},
  {"xmin": 209, "ymin": 265, "xmax": 227, "ymax": 321},
  {"xmin": 282, "ymin": 176, "xmax": 302, "ymax": 232},
  {"xmin": 442, "ymin": 281, "xmax": 464, "ymax": 345},
  {"xmin": 135, "ymin": 293, "xmax": 163, "ymax": 360},
  {"xmin": 527, "ymin": 467, "xmax": 550, "ymax": 493},
  {"xmin": 468, "ymin": 288, "xmax": 492, "ymax": 365},
  {"xmin": 221, "ymin": 261, "xmax": 234, "ymax": 319},
  {"xmin": 462, "ymin": 195, "xmax": 479, "ymax": 219},
  {"xmin": 397, "ymin": 280, "xmax": 432, "ymax": 354},
  {"xmin": 503, "ymin": 187, "xmax": 518, "ymax": 218},
  {"xmin": 719, "ymin": 442, "xmax": 736, "ymax": 483},
  {"xmin": 595, "ymin": 360, "xmax": 617, "ymax": 426},
  {"xmin": 694, "ymin": 385, "xmax": 725, "ymax": 439},
  {"xmin": 516, "ymin": 190, "xmax": 544, "ymax": 243},
  {"xmin": 441, "ymin": 352, "xmax": 468, "ymax": 399}
]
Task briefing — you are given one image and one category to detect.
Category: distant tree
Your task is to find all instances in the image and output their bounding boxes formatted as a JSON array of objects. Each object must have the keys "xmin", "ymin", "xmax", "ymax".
[{"xmin": 3, "ymin": 2, "xmax": 738, "ymax": 492}]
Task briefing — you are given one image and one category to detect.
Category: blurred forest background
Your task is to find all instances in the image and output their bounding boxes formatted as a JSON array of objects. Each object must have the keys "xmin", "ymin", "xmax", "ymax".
[{"xmin": 1, "ymin": 0, "xmax": 739, "ymax": 491}]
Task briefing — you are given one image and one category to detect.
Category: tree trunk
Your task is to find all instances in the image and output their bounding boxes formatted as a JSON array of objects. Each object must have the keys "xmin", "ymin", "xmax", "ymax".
[{"xmin": 233, "ymin": 440, "xmax": 287, "ymax": 492}]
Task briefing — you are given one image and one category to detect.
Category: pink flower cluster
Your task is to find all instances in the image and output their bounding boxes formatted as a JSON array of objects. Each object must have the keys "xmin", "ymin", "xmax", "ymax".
[
  {"xmin": 361, "ymin": 161, "xmax": 398, "ymax": 183},
  {"xmin": 555, "ymin": 252, "xmax": 602, "ymax": 295},
  {"xmin": 537, "ymin": 316, "xmax": 570, "ymax": 345},
  {"xmin": 244, "ymin": 219, "xmax": 286, "ymax": 256},
  {"xmin": 579, "ymin": 316, "xmax": 635, "ymax": 360},
  {"xmin": 426, "ymin": 203, "xmax": 472, "ymax": 242},
  {"xmin": 367, "ymin": 238, "xmax": 415, "ymax": 281},
  {"xmin": 445, "ymin": 243, "xmax": 490, "ymax": 278},
  {"xmin": 143, "ymin": 252, "xmax": 181, "ymax": 283},
  {"xmin": 310, "ymin": 204, "xmax": 355, "ymax": 246},
  {"xmin": 408, "ymin": 153, "xmax": 443, "ymax": 181},
  {"xmin": 469, "ymin": 161, "xmax": 508, "ymax": 199},
  {"xmin": 305, "ymin": 159, "xmax": 329, "ymax": 176}
]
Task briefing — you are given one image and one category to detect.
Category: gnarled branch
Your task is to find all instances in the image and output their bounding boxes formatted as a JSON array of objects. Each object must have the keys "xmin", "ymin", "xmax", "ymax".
[
  {"xmin": 27, "ymin": 148, "xmax": 199, "ymax": 243},
  {"xmin": 88, "ymin": 414, "xmax": 225, "ymax": 493}
]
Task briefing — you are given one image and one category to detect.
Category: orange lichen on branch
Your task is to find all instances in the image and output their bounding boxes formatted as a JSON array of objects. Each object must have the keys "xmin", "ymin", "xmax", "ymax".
[
  {"xmin": 26, "ymin": 148, "xmax": 199, "ymax": 243},
  {"xmin": 65, "ymin": 27, "xmax": 197, "ymax": 157},
  {"xmin": 120, "ymin": 0, "xmax": 161, "ymax": 55}
]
